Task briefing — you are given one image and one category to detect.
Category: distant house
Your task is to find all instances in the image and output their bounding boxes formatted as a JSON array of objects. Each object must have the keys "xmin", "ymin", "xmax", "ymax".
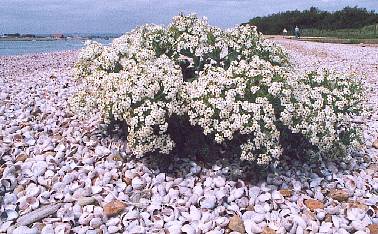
[{"xmin": 52, "ymin": 33, "xmax": 65, "ymax": 39}]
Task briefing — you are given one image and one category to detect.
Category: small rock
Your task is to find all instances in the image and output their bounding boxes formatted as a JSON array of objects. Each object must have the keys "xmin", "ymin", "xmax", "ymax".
[
  {"xmin": 372, "ymin": 139, "xmax": 378, "ymax": 149},
  {"xmin": 329, "ymin": 189, "xmax": 349, "ymax": 202},
  {"xmin": 304, "ymin": 199, "xmax": 324, "ymax": 211},
  {"xmin": 15, "ymin": 154, "xmax": 28, "ymax": 162},
  {"xmin": 31, "ymin": 106, "xmax": 42, "ymax": 116},
  {"xmin": 17, "ymin": 204, "xmax": 61, "ymax": 226},
  {"xmin": 78, "ymin": 197, "xmax": 96, "ymax": 206},
  {"xmin": 368, "ymin": 224, "xmax": 378, "ymax": 234},
  {"xmin": 229, "ymin": 215, "xmax": 245, "ymax": 234},
  {"xmin": 279, "ymin": 189, "xmax": 293, "ymax": 197},
  {"xmin": 103, "ymin": 200, "xmax": 127, "ymax": 217},
  {"xmin": 262, "ymin": 227, "xmax": 276, "ymax": 234}
]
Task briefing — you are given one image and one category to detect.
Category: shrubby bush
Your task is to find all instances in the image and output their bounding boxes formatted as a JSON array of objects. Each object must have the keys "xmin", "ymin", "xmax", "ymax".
[{"xmin": 70, "ymin": 14, "xmax": 366, "ymax": 167}]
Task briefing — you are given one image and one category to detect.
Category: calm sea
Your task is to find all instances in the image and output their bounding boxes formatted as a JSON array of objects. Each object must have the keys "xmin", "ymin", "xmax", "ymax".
[{"xmin": 0, "ymin": 39, "xmax": 112, "ymax": 56}]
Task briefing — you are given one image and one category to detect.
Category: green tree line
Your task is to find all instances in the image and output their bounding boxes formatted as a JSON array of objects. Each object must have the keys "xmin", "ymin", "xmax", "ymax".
[{"xmin": 246, "ymin": 6, "xmax": 378, "ymax": 34}]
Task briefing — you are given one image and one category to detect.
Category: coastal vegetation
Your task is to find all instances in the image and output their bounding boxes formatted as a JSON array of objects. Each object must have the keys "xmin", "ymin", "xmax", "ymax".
[
  {"xmin": 71, "ymin": 14, "xmax": 366, "ymax": 167},
  {"xmin": 247, "ymin": 6, "xmax": 378, "ymax": 38}
]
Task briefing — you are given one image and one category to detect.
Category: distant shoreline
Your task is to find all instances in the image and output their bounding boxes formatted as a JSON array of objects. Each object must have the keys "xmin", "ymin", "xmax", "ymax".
[
  {"xmin": 0, "ymin": 37, "xmax": 113, "ymax": 42},
  {"xmin": 0, "ymin": 37, "xmax": 74, "ymax": 41}
]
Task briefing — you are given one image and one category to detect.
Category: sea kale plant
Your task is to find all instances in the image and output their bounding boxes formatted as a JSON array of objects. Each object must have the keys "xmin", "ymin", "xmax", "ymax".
[{"xmin": 70, "ymin": 14, "xmax": 366, "ymax": 167}]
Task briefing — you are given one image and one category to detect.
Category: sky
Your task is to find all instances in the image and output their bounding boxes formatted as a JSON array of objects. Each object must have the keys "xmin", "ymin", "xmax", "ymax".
[{"xmin": 1, "ymin": 0, "xmax": 377, "ymax": 34}]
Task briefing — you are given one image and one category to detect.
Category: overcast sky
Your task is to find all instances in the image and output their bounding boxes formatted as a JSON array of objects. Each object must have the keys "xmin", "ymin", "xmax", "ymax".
[{"xmin": 1, "ymin": 0, "xmax": 377, "ymax": 34}]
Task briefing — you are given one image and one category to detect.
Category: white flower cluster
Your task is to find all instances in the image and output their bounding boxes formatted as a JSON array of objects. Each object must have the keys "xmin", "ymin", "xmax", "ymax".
[
  {"xmin": 186, "ymin": 58, "xmax": 286, "ymax": 165},
  {"xmin": 280, "ymin": 69, "xmax": 366, "ymax": 158},
  {"xmin": 70, "ymin": 14, "xmax": 365, "ymax": 165}
]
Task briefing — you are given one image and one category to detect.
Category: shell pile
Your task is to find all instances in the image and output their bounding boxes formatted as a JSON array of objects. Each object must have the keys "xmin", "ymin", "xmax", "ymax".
[{"xmin": 0, "ymin": 41, "xmax": 377, "ymax": 234}]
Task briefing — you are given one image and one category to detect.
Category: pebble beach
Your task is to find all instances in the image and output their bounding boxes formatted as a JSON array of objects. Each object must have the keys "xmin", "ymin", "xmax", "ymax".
[{"xmin": 0, "ymin": 40, "xmax": 377, "ymax": 233}]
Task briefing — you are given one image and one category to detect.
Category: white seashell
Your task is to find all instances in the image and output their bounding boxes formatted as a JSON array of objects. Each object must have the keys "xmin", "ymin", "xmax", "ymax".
[
  {"xmin": 307, "ymin": 220, "xmax": 319, "ymax": 233},
  {"xmin": 309, "ymin": 178, "xmax": 322, "ymax": 188},
  {"xmin": 244, "ymin": 220, "xmax": 262, "ymax": 234},
  {"xmin": 181, "ymin": 224, "xmax": 196, "ymax": 234},
  {"xmin": 151, "ymin": 215, "xmax": 164, "ymax": 228},
  {"xmin": 212, "ymin": 165, "xmax": 222, "ymax": 171},
  {"xmin": 165, "ymin": 220, "xmax": 183, "ymax": 233},
  {"xmin": 204, "ymin": 178, "xmax": 213, "ymax": 187},
  {"xmin": 351, "ymin": 220, "xmax": 368, "ymax": 231},
  {"xmin": 318, "ymin": 222, "xmax": 332, "ymax": 233},
  {"xmin": 131, "ymin": 177, "xmax": 146, "ymax": 190},
  {"xmin": 226, "ymin": 203, "xmax": 240, "ymax": 213},
  {"xmin": 249, "ymin": 186, "xmax": 261, "ymax": 199},
  {"xmin": 26, "ymin": 186, "xmax": 41, "ymax": 197},
  {"xmin": 6, "ymin": 210, "xmax": 19, "ymax": 220},
  {"xmin": 236, "ymin": 197, "xmax": 249, "ymax": 208},
  {"xmin": 124, "ymin": 210, "xmax": 140, "ymax": 220},
  {"xmin": 332, "ymin": 215, "xmax": 340, "ymax": 229},
  {"xmin": 272, "ymin": 190, "xmax": 283, "ymax": 200},
  {"xmin": 91, "ymin": 186, "xmax": 102, "ymax": 194},
  {"xmin": 95, "ymin": 145, "xmax": 110, "ymax": 156},
  {"xmin": 213, "ymin": 176, "xmax": 226, "ymax": 188},
  {"xmin": 316, "ymin": 210, "xmax": 326, "ymax": 220},
  {"xmin": 3, "ymin": 193, "xmax": 17, "ymax": 204},
  {"xmin": 254, "ymin": 203, "xmax": 271, "ymax": 213},
  {"xmin": 337, "ymin": 228, "xmax": 349, "ymax": 234},
  {"xmin": 12, "ymin": 226, "xmax": 38, "ymax": 234},
  {"xmin": 215, "ymin": 217, "xmax": 229, "ymax": 227},
  {"xmin": 41, "ymin": 224, "xmax": 54, "ymax": 234},
  {"xmin": 106, "ymin": 217, "xmax": 121, "ymax": 226},
  {"xmin": 325, "ymin": 206, "xmax": 341, "ymax": 215},
  {"xmin": 108, "ymin": 225, "xmax": 120, "ymax": 233},
  {"xmin": 189, "ymin": 205, "xmax": 201, "ymax": 221},
  {"xmin": 200, "ymin": 196, "xmax": 216, "ymax": 209},
  {"xmin": 198, "ymin": 221, "xmax": 214, "ymax": 232},
  {"xmin": 193, "ymin": 185, "xmax": 204, "ymax": 196},
  {"xmin": 31, "ymin": 161, "xmax": 47, "ymax": 177},
  {"xmin": 289, "ymin": 215, "xmax": 305, "ymax": 230},
  {"xmin": 242, "ymin": 211, "xmax": 265, "ymax": 223},
  {"xmin": 162, "ymin": 208, "xmax": 175, "ymax": 222},
  {"xmin": 314, "ymin": 189, "xmax": 324, "ymax": 200},
  {"xmin": 347, "ymin": 208, "xmax": 365, "ymax": 221},
  {"xmin": 364, "ymin": 195, "xmax": 378, "ymax": 206},
  {"xmin": 89, "ymin": 217, "xmax": 102, "ymax": 228},
  {"xmin": 128, "ymin": 226, "xmax": 145, "ymax": 233},
  {"xmin": 258, "ymin": 193, "xmax": 272, "ymax": 202},
  {"xmin": 293, "ymin": 181, "xmax": 302, "ymax": 192}
]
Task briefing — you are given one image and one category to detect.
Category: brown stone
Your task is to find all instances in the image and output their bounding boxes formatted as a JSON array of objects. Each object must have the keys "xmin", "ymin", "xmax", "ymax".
[
  {"xmin": 103, "ymin": 200, "xmax": 127, "ymax": 217},
  {"xmin": 123, "ymin": 176, "xmax": 132, "ymax": 185},
  {"xmin": 329, "ymin": 189, "xmax": 349, "ymax": 202},
  {"xmin": 16, "ymin": 153, "xmax": 28, "ymax": 162},
  {"xmin": 228, "ymin": 215, "xmax": 245, "ymax": 234},
  {"xmin": 279, "ymin": 189, "xmax": 293, "ymax": 197},
  {"xmin": 373, "ymin": 139, "xmax": 378, "ymax": 149},
  {"xmin": 368, "ymin": 224, "xmax": 378, "ymax": 234},
  {"xmin": 245, "ymin": 205, "xmax": 255, "ymax": 211},
  {"xmin": 348, "ymin": 202, "xmax": 368, "ymax": 210},
  {"xmin": 304, "ymin": 199, "xmax": 324, "ymax": 211},
  {"xmin": 262, "ymin": 227, "xmax": 276, "ymax": 234},
  {"xmin": 324, "ymin": 214, "xmax": 332, "ymax": 222}
]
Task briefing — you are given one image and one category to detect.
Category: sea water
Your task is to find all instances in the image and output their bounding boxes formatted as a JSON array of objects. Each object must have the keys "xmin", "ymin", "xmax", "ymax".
[{"xmin": 0, "ymin": 39, "xmax": 111, "ymax": 56}]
